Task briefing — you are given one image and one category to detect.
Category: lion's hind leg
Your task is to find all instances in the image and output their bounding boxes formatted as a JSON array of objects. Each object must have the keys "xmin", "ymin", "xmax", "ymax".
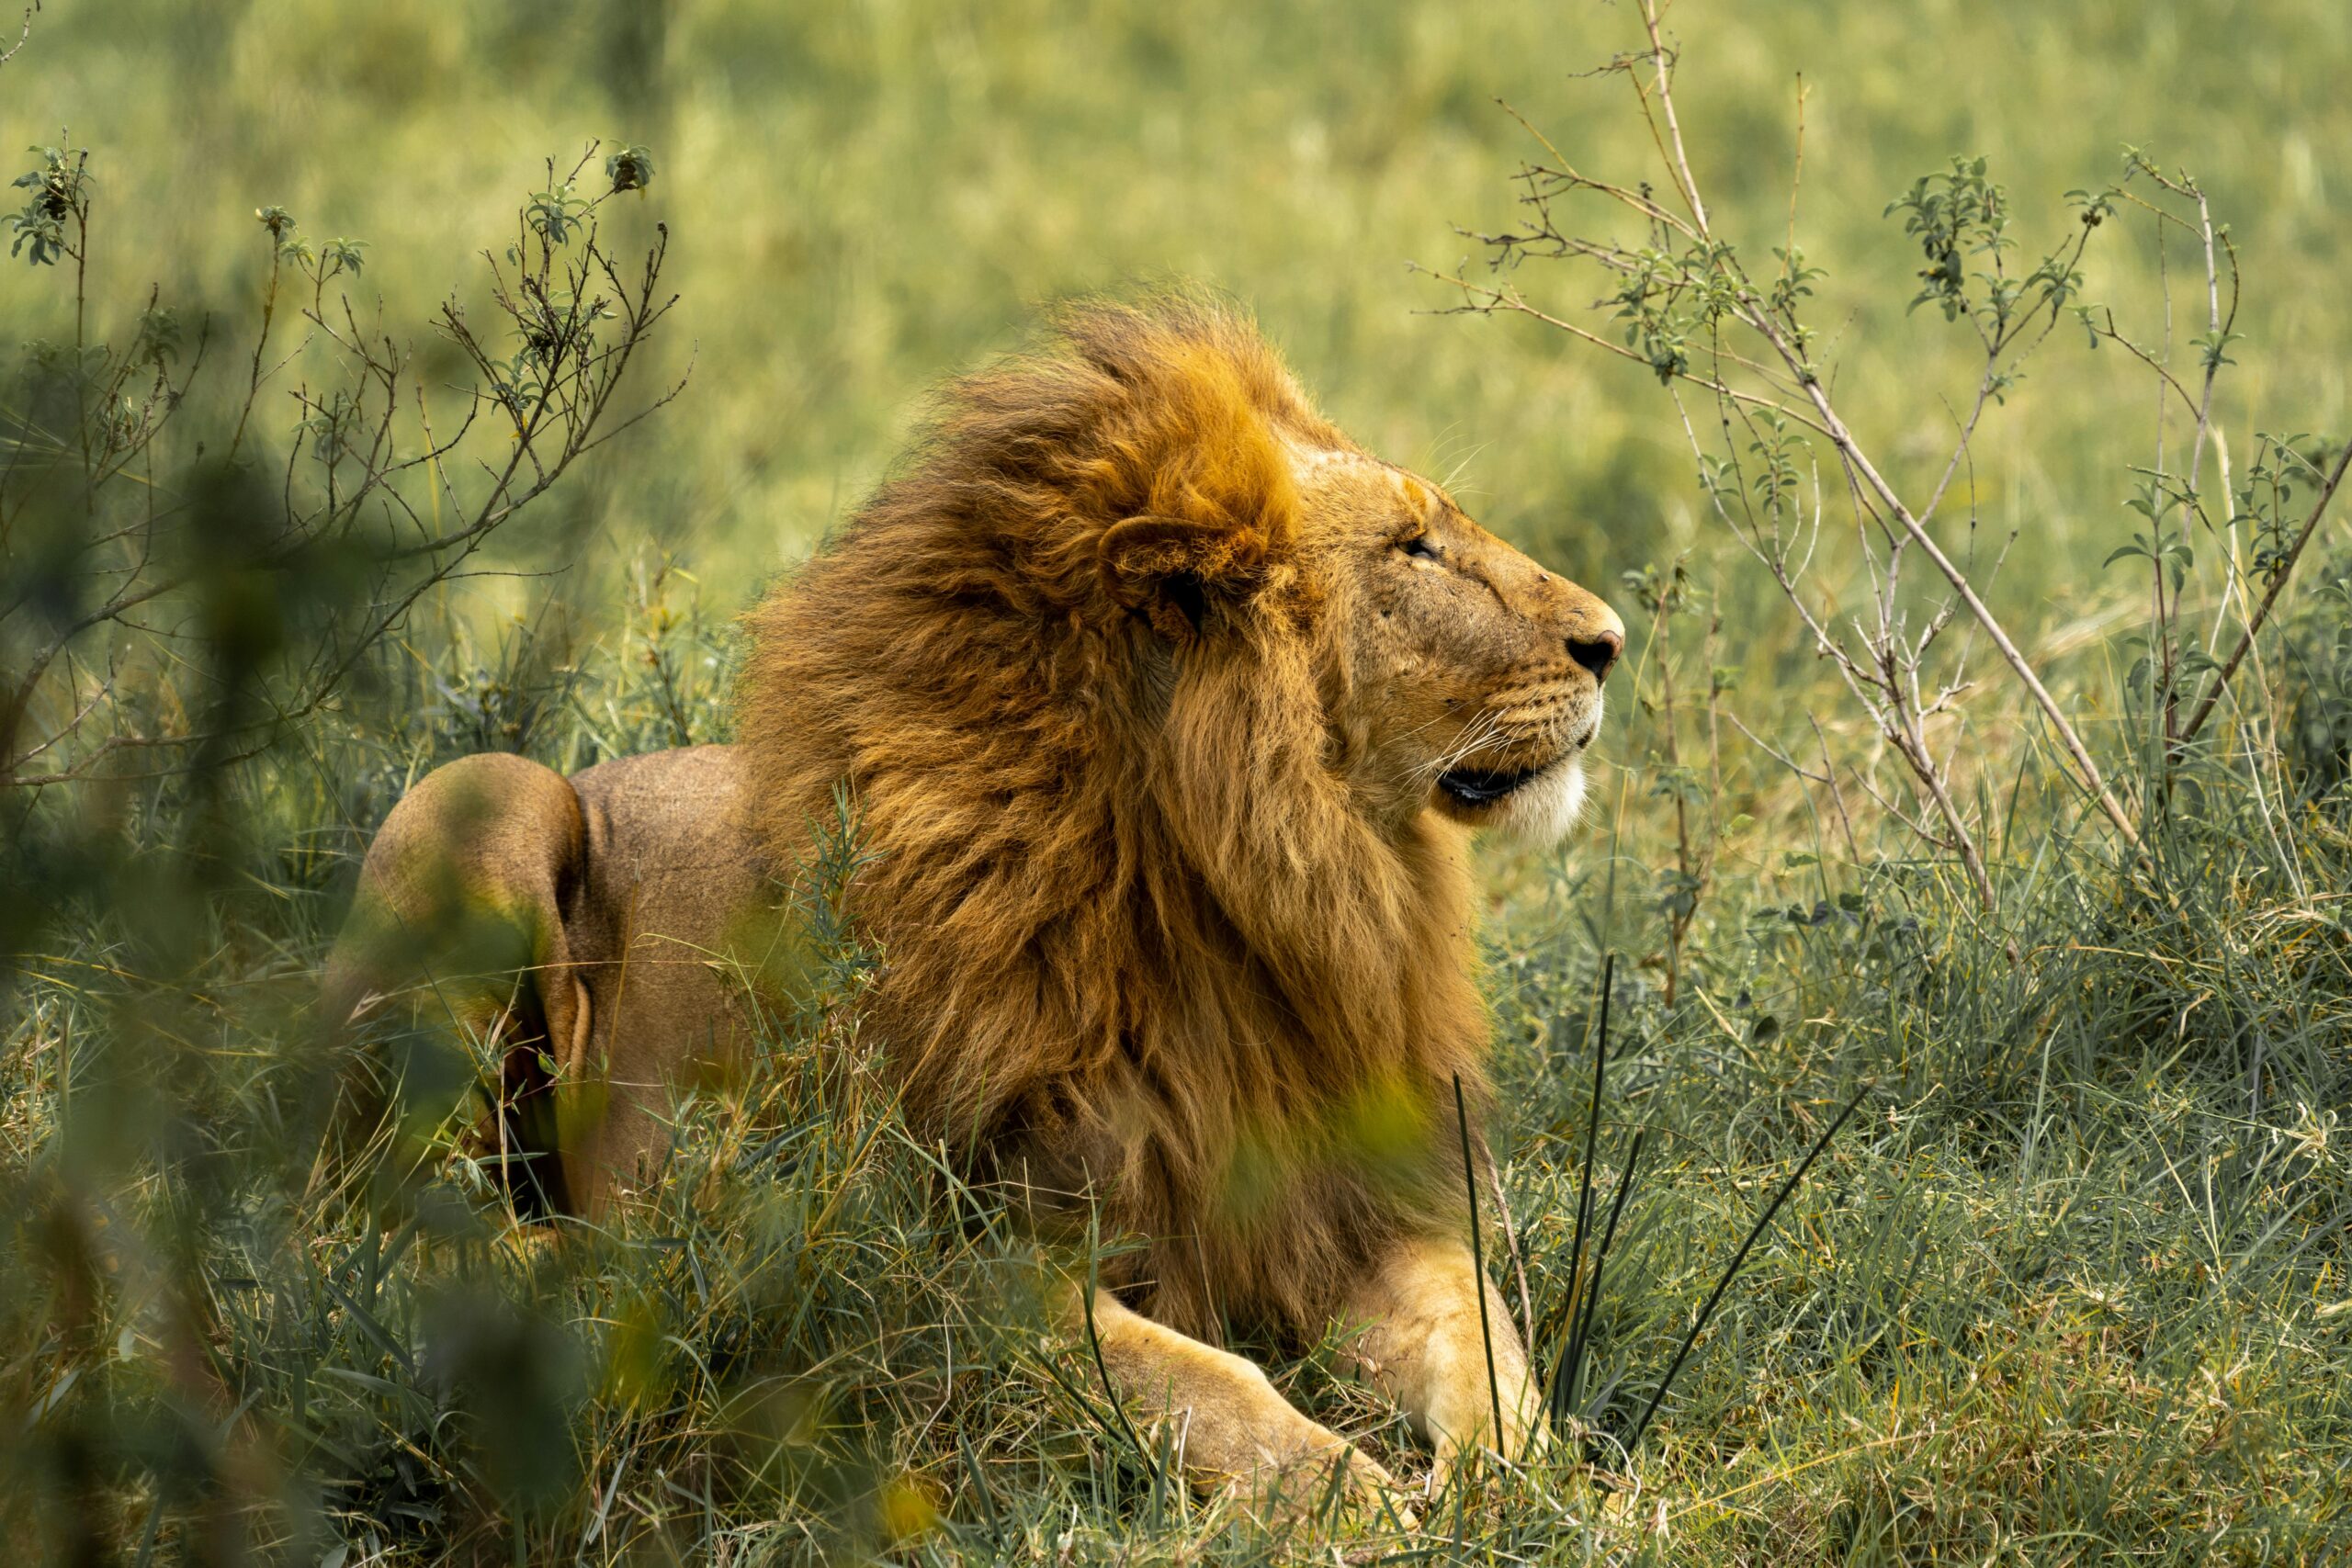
[
  {"xmin": 1072, "ymin": 1287, "xmax": 1417, "ymax": 1531},
  {"xmin": 322, "ymin": 751, "xmax": 593, "ymax": 1215}
]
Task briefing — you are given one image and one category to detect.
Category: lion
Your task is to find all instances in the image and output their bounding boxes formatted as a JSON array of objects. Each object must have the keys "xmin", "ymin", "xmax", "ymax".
[{"xmin": 326, "ymin": 299, "xmax": 1623, "ymax": 1520}]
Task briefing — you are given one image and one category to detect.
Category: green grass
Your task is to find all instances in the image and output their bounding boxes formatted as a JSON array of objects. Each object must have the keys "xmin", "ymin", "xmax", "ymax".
[
  {"xmin": 5, "ymin": 1, "xmax": 2352, "ymax": 1562},
  {"xmin": 7, "ymin": 590, "xmax": 2346, "ymax": 1562}
]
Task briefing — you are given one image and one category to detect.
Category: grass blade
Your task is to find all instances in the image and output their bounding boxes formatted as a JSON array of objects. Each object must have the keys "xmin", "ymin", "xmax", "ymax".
[
  {"xmin": 1624, "ymin": 1083, "xmax": 1869, "ymax": 1458},
  {"xmin": 1566, "ymin": 1122, "xmax": 1646, "ymax": 1423},
  {"xmin": 1547, "ymin": 953, "xmax": 1613, "ymax": 1435},
  {"xmin": 1454, "ymin": 1072, "xmax": 1507, "ymax": 1466}
]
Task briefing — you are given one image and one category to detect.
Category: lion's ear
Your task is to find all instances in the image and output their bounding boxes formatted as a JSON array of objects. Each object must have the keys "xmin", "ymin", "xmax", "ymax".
[{"xmin": 1099, "ymin": 513, "xmax": 1269, "ymax": 638}]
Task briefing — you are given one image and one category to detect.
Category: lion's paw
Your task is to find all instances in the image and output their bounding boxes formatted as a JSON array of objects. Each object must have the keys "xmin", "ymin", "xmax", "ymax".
[{"xmin": 1237, "ymin": 1433, "xmax": 1419, "ymax": 1536}]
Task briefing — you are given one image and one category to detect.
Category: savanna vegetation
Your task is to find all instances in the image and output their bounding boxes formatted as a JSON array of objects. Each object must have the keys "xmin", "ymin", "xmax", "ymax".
[{"xmin": 4, "ymin": 0, "xmax": 2349, "ymax": 1562}]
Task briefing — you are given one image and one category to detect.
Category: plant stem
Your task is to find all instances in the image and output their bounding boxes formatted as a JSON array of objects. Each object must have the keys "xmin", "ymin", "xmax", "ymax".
[
  {"xmin": 1634, "ymin": 0, "xmax": 2141, "ymax": 851},
  {"xmin": 2178, "ymin": 436, "xmax": 2352, "ymax": 746}
]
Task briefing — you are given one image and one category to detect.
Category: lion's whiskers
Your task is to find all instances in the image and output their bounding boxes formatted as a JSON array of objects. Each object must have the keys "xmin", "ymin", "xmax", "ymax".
[
  {"xmin": 1414, "ymin": 709, "xmax": 1507, "ymax": 785},
  {"xmin": 1409, "ymin": 689, "xmax": 1592, "ymax": 790}
]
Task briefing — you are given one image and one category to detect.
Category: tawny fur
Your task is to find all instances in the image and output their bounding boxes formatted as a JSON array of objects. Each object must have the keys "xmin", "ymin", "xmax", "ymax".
[
  {"xmin": 738, "ymin": 300, "xmax": 1610, "ymax": 1341},
  {"xmin": 332, "ymin": 299, "xmax": 1623, "ymax": 1509}
]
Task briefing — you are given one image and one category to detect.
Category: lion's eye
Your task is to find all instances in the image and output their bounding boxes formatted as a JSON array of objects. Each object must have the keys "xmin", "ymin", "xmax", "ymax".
[{"xmin": 1398, "ymin": 534, "xmax": 1440, "ymax": 561}]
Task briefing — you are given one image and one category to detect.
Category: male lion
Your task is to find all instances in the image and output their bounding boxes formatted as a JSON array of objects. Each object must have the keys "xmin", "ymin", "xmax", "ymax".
[{"xmin": 328, "ymin": 300, "xmax": 1623, "ymax": 1517}]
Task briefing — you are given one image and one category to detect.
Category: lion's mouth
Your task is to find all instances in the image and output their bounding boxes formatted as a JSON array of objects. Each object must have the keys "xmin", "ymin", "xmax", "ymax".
[{"xmin": 1437, "ymin": 761, "xmax": 1554, "ymax": 807}]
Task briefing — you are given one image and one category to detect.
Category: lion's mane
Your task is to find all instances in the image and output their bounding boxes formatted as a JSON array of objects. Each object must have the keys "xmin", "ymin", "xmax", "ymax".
[{"xmin": 741, "ymin": 302, "xmax": 1488, "ymax": 1337}]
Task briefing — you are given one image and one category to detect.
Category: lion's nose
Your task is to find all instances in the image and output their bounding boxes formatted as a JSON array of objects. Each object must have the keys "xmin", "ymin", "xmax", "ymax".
[{"xmin": 1567, "ymin": 626, "xmax": 1623, "ymax": 682}]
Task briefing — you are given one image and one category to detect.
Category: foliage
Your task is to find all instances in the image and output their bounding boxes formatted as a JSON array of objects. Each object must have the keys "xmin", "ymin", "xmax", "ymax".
[{"xmin": 0, "ymin": 139, "xmax": 682, "ymax": 795}]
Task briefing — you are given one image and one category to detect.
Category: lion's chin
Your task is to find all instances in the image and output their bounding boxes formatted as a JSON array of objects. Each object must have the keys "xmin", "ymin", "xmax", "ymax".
[
  {"xmin": 1487, "ymin": 754, "xmax": 1589, "ymax": 845},
  {"xmin": 1432, "ymin": 752, "xmax": 1589, "ymax": 844},
  {"xmin": 1431, "ymin": 696, "xmax": 1602, "ymax": 845}
]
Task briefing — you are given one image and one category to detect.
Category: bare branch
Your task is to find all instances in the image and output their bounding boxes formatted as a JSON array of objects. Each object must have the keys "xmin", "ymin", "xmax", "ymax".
[
  {"xmin": 1425, "ymin": 267, "xmax": 1831, "ymax": 437},
  {"xmin": 1723, "ymin": 712, "xmax": 1826, "ymax": 784}
]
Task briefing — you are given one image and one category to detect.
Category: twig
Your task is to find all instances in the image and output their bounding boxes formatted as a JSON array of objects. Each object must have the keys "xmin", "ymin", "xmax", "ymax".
[
  {"xmin": 1806, "ymin": 717, "xmax": 1863, "ymax": 864},
  {"xmin": 1724, "ymin": 712, "xmax": 1826, "ymax": 784},
  {"xmin": 1422, "ymin": 269, "xmax": 1831, "ymax": 437},
  {"xmin": 1638, "ymin": 4, "xmax": 1708, "ymax": 231},
  {"xmin": 0, "ymin": 3, "xmax": 38, "ymax": 70},
  {"xmin": 2177, "ymin": 435, "xmax": 2352, "ymax": 746}
]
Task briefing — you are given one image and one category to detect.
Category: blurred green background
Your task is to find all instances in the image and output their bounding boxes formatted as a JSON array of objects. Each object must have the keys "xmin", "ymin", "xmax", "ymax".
[{"xmin": 11, "ymin": 0, "xmax": 2347, "ymax": 623}]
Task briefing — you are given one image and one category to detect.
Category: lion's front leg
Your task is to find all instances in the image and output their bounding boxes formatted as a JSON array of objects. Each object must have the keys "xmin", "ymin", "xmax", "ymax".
[
  {"xmin": 1338, "ymin": 1235, "xmax": 1546, "ymax": 1483},
  {"xmin": 1071, "ymin": 1287, "xmax": 1415, "ymax": 1528}
]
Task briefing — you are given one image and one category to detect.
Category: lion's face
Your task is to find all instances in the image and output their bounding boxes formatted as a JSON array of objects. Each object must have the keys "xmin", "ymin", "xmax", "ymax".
[{"xmin": 1294, "ymin": 447, "xmax": 1623, "ymax": 843}]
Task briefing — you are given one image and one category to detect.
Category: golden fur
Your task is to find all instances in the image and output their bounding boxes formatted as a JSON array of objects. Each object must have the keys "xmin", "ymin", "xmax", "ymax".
[
  {"xmin": 333, "ymin": 299, "xmax": 1623, "ymax": 1510},
  {"xmin": 739, "ymin": 299, "xmax": 1620, "ymax": 1340}
]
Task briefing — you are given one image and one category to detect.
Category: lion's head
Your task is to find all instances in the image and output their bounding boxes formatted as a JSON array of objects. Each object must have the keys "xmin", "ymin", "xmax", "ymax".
[
  {"xmin": 1076, "ymin": 306, "xmax": 1623, "ymax": 850},
  {"xmin": 1278, "ymin": 440, "xmax": 1621, "ymax": 841},
  {"xmin": 741, "ymin": 298, "xmax": 1623, "ymax": 1329}
]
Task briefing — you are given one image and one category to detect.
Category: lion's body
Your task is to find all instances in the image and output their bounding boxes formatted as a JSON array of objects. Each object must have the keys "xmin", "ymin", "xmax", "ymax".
[
  {"xmin": 331, "ymin": 300, "xmax": 1623, "ymax": 1509},
  {"xmin": 735, "ymin": 313, "xmax": 1491, "ymax": 1342}
]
